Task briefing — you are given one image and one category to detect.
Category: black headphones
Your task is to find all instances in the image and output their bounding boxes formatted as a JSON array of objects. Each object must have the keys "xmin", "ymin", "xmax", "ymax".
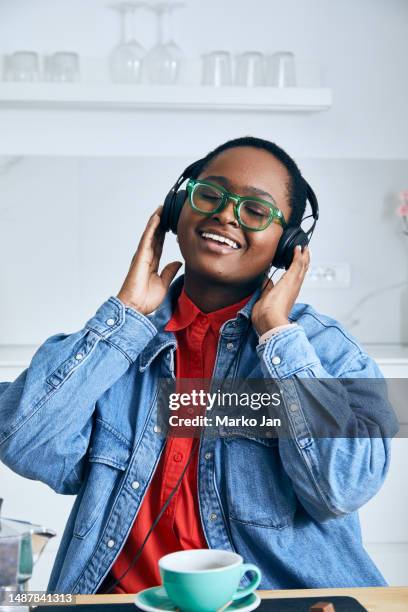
[{"xmin": 160, "ymin": 158, "xmax": 319, "ymax": 270}]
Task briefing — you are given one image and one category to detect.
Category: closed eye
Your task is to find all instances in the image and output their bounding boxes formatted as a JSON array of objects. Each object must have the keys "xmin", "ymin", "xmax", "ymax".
[{"xmin": 244, "ymin": 204, "xmax": 267, "ymax": 217}]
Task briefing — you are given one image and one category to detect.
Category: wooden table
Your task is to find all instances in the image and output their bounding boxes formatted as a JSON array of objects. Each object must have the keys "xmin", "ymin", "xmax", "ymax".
[{"xmin": 77, "ymin": 587, "xmax": 408, "ymax": 611}]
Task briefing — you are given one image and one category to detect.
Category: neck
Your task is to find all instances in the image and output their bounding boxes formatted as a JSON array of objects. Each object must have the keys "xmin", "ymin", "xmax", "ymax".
[{"xmin": 183, "ymin": 267, "xmax": 263, "ymax": 313}]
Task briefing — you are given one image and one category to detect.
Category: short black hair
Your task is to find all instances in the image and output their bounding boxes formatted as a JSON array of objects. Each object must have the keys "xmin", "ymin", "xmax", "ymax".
[{"xmin": 189, "ymin": 136, "xmax": 307, "ymax": 227}]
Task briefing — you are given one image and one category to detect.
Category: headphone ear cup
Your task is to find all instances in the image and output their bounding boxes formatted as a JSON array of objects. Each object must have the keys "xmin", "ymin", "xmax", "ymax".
[
  {"xmin": 161, "ymin": 187, "xmax": 176, "ymax": 233},
  {"xmin": 161, "ymin": 188, "xmax": 187, "ymax": 234},
  {"xmin": 272, "ymin": 228, "xmax": 308, "ymax": 270},
  {"xmin": 170, "ymin": 189, "xmax": 187, "ymax": 234}
]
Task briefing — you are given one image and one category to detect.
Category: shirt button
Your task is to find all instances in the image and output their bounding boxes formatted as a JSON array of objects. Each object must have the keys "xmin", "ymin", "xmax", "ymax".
[
  {"xmin": 106, "ymin": 318, "xmax": 116, "ymax": 326},
  {"xmin": 226, "ymin": 342, "xmax": 234, "ymax": 350},
  {"xmin": 205, "ymin": 452, "xmax": 212, "ymax": 460},
  {"xmin": 131, "ymin": 481, "xmax": 140, "ymax": 490},
  {"xmin": 187, "ymin": 407, "xmax": 194, "ymax": 415},
  {"xmin": 75, "ymin": 353, "xmax": 84, "ymax": 361},
  {"xmin": 107, "ymin": 539, "xmax": 115, "ymax": 548},
  {"xmin": 289, "ymin": 403, "xmax": 299, "ymax": 412},
  {"xmin": 173, "ymin": 452, "xmax": 183, "ymax": 462},
  {"xmin": 153, "ymin": 425, "xmax": 161, "ymax": 434},
  {"xmin": 272, "ymin": 356, "xmax": 281, "ymax": 365},
  {"xmin": 209, "ymin": 513, "xmax": 217, "ymax": 521}
]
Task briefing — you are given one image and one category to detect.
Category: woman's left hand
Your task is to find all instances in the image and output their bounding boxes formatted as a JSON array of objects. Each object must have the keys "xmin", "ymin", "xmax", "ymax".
[{"xmin": 251, "ymin": 245, "xmax": 310, "ymax": 336}]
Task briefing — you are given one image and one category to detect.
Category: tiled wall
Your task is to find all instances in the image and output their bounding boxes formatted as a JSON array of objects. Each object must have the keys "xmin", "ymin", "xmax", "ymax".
[{"xmin": 0, "ymin": 155, "xmax": 407, "ymax": 346}]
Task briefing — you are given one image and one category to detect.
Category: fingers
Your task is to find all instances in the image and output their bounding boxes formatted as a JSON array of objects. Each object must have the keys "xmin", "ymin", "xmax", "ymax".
[
  {"xmin": 151, "ymin": 223, "xmax": 166, "ymax": 272},
  {"xmin": 288, "ymin": 244, "xmax": 310, "ymax": 279},
  {"xmin": 132, "ymin": 205, "xmax": 164, "ymax": 266},
  {"xmin": 139, "ymin": 206, "xmax": 163, "ymax": 247},
  {"xmin": 160, "ymin": 261, "xmax": 183, "ymax": 289}
]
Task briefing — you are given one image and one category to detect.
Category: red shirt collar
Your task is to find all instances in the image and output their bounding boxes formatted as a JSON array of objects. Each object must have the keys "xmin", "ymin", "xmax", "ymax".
[{"xmin": 164, "ymin": 287, "xmax": 253, "ymax": 335}]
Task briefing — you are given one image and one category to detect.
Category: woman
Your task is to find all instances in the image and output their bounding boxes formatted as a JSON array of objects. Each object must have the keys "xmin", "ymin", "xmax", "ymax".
[{"xmin": 0, "ymin": 136, "xmax": 398, "ymax": 593}]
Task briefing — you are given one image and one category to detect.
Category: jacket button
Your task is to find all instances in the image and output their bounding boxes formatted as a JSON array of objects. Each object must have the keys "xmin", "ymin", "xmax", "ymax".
[
  {"xmin": 205, "ymin": 452, "xmax": 212, "ymax": 460},
  {"xmin": 154, "ymin": 425, "xmax": 161, "ymax": 434},
  {"xmin": 131, "ymin": 481, "xmax": 140, "ymax": 489},
  {"xmin": 209, "ymin": 513, "xmax": 217, "ymax": 521},
  {"xmin": 272, "ymin": 356, "xmax": 281, "ymax": 365},
  {"xmin": 106, "ymin": 318, "xmax": 116, "ymax": 326},
  {"xmin": 75, "ymin": 353, "xmax": 84, "ymax": 361},
  {"xmin": 226, "ymin": 342, "xmax": 234, "ymax": 350},
  {"xmin": 289, "ymin": 403, "xmax": 299, "ymax": 412},
  {"xmin": 107, "ymin": 539, "xmax": 115, "ymax": 548}
]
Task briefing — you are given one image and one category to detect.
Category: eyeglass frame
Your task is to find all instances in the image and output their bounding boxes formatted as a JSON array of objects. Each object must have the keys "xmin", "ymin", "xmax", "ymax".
[{"xmin": 186, "ymin": 178, "xmax": 288, "ymax": 232}]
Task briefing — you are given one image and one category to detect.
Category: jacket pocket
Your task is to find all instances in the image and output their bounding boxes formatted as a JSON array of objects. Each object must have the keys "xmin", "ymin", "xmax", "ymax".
[
  {"xmin": 73, "ymin": 419, "xmax": 131, "ymax": 539},
  {"xmin": 223, "ymin": 435, "xmax": 297, "ymax": 529}
]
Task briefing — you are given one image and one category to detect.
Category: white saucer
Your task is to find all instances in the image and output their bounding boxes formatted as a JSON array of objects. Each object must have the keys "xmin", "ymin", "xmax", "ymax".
[{"xmin": 134, "ymin": 585, "xmax": 261, "ymax": 612}]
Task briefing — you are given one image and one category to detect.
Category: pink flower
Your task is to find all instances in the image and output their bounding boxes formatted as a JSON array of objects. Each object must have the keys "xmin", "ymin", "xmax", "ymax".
[
  {"xmin": 396, "ymin": 203, "xmax": 408, "ymax": 217},
  {"xmin": 399, "ymin": 189, "xmax": 408, "ymax": 204}
]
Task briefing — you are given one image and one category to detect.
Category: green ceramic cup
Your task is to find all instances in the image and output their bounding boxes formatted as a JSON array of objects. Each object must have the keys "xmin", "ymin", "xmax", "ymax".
[{"xmin": 158, "ymin": 549, "xmax": 262, "ymax": 612}]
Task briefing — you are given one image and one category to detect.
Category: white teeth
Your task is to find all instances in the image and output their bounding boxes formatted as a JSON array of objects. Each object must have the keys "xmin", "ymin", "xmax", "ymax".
[{"xmin": 201, "ymin": 232, "xmax": 239, "ymax": 249}]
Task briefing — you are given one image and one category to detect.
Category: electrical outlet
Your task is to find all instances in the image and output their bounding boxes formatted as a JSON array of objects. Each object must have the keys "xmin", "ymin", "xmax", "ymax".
[{"xmin": 304, "ymin": 262, "xmax": 351, "ymax": 288}]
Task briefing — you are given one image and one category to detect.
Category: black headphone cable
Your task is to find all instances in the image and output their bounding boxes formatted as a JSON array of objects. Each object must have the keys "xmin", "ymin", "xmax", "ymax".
[{"xmin": 102, "ymin": 436, "xmax": 200, "ymax": 594}]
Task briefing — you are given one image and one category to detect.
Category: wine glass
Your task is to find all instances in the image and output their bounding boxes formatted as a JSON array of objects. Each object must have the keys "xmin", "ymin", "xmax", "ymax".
[
  {"xmin": 163, "ymin": 2, "xmax": 184, "ymax": 59},
  {"xmin": 109, "ymin": 1, "xmax": 146, "ymax": 84},
  {"xmin": 145, "ymin": 1, "xmax": 184, "ymax": 85}
]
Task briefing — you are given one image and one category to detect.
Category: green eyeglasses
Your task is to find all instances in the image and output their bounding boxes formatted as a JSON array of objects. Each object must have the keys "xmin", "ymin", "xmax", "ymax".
[{"xmin": 186, "ymin": 178, "xmax": 287, "ymax": 232}]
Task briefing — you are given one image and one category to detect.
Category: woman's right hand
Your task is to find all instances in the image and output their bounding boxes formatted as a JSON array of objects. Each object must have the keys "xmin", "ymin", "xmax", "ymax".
[{"xmin": 117, "ymin": 206, "xmax": 183, "ymax": 315}]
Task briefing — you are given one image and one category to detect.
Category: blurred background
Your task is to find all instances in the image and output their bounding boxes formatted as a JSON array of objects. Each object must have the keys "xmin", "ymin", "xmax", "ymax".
[{"xmin": 0, "ymin": 0, "xmax": 408, "ymax": 591}]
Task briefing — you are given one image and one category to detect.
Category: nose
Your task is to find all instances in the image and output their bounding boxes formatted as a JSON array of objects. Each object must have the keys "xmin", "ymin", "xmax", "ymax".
[{"xmin": 211, "ymin": 195, "xmax": 239, "ymax": 226}]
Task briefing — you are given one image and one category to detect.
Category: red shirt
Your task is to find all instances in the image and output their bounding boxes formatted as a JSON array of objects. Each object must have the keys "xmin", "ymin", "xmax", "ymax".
[{"xmin": 104, "ymin": 287, "xmax": 252, "ymax": 593}]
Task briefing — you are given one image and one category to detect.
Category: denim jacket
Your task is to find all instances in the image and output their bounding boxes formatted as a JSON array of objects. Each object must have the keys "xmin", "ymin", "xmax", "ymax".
[{"xmin": 0, "ymin": 274, "xmax": 399, "ymax": 593}]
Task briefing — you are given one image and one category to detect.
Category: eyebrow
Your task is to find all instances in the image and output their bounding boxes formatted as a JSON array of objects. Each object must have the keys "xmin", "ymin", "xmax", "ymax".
[{"xmin": 202, "ymin": 175, "xmax": 275, "ymax": 200}]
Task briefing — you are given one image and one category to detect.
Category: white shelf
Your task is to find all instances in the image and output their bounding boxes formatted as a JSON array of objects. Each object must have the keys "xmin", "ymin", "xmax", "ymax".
[{"xmin": 0, "ymin": 83, "xmax": 332, "ymax": 112}]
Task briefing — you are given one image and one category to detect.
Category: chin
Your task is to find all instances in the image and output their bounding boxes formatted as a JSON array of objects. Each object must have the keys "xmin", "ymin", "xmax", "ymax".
[{"xmin": 187, "ymin": 256, "xmax": 247, "ymax": 286}]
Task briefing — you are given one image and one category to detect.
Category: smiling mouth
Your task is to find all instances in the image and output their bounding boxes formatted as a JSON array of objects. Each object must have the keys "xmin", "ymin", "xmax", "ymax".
[{"xmin": 198, "ymin": 230, "xmax": 241, "ymax": 250}]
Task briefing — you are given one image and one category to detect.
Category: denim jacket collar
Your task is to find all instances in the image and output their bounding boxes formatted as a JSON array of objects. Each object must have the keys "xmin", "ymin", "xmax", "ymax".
[{"xmin": 138, "ymin": 273, "xmax": 265, "ymax": 372}]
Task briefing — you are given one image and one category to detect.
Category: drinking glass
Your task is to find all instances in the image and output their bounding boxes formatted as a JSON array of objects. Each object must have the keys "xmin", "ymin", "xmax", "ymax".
[
  {"xmin": 265, "ymin": 51, "xmax": 296, "ymax": 87},
  {"xmin": 109, "ymin": 1, "xmax": 146, "ymax": 84},
  {"xmin": 45, "ymin": 52, "xmax": 80, "ymax": 82},
  {"xmin": 202, "ymin": 51, "xmax": 232, "ymax": 86},
  {"xmin": 145, "ymin": 1, "xmax": 183, "ymax": 85},
  {"xmin": 4, "ymin": 51, "xmax": 40, "ymax": 82},
  {"xmin": 234, "ymin": 51, "xmax": 265, "ymax": 86}
]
